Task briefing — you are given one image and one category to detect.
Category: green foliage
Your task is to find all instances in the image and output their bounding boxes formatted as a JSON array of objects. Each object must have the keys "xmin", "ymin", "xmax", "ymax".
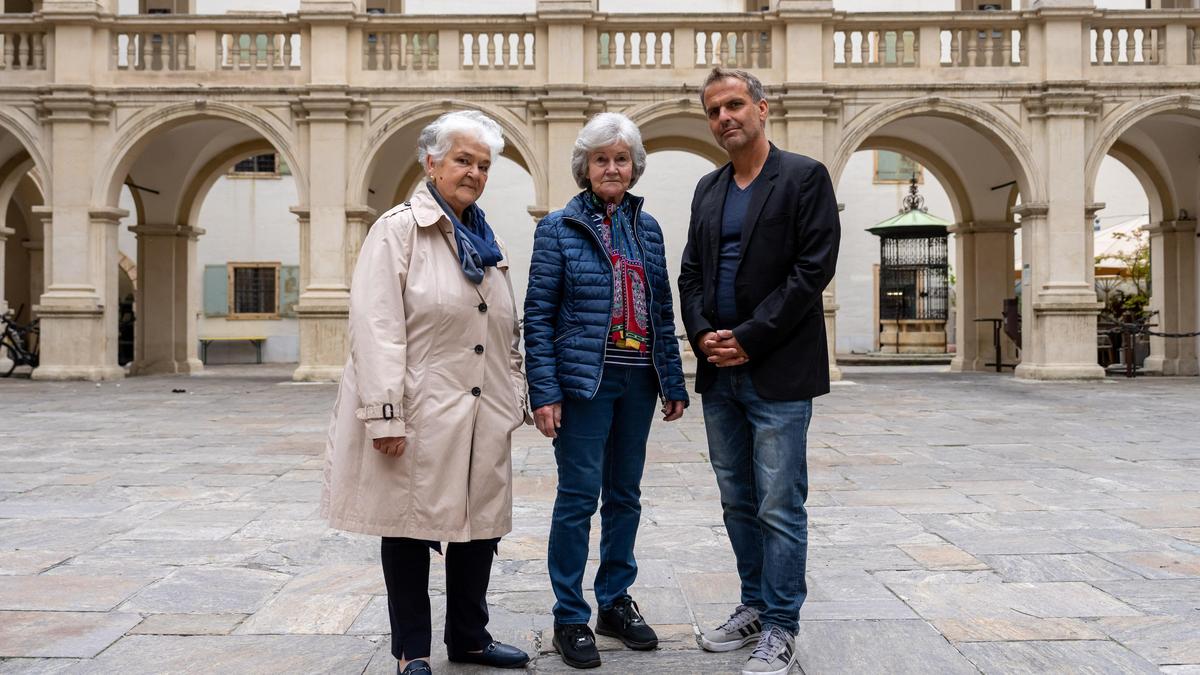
[{"xmin": 1096, "ymin": 227, "xmax": 1151, "ymax": 321}]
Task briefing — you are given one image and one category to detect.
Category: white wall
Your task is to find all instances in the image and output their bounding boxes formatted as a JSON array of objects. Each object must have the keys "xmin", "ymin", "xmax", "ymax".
[{"xmin": 835, "ymin": 151, "xmax": 954, "ymax": 354}]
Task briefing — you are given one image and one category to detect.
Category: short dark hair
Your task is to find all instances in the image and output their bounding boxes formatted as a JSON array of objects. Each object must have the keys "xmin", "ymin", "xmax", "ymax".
[{"xmin": 700, "ymin": 67, "xmax": 766, "ymax": 109}]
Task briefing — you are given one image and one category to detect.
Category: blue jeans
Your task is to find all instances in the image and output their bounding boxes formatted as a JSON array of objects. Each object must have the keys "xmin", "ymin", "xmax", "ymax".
[
  {"xmin": 547, "ymin": 365, "xmax": 658, "ymax": 625},
  {"xmin": 702, "ymin": 367, "xmax": 812, "ymax": 634}
]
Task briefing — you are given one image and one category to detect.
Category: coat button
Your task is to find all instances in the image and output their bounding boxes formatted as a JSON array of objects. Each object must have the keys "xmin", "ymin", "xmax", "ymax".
[
  {"xmin": 478, "ymin": 302, "xmax": 488, "ymax": 313},
  {"xmin": 471, "ymin": 387, "xmax": 481, "ymax": 397},
  {"xmin": 474, "ymin": 345, "xmax": 484, "ymax": 354}
]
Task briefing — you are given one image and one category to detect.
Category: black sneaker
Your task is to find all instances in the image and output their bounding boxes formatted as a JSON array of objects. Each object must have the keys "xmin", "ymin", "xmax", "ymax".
[
  {"xmin": 596, "ymin": 595, "xmax": 659, "ymax": 650},
  {"xmin": 553, "ymin": 623, "xmax": 602, "ymax": 669}
]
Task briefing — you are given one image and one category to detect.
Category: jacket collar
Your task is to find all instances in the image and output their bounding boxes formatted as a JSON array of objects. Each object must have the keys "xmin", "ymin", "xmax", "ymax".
[
  {"xmin": 409, "ymin": 182, "xmax": 451, "ymax": 230},
  {"xmin": 562, "ymin": 189, "xmax": 645, "ymax": 228}
]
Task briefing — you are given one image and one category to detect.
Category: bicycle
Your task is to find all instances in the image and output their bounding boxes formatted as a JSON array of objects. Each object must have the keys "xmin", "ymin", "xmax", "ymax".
[{"xmin": 1, "ymin": 306, "xmax": 39, "ymax": 377}]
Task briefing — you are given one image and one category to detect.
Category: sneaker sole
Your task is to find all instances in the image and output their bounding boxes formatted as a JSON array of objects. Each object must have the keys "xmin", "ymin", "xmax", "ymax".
[
  {"xmin": 700, "ymin": 632, "xmax": 760, "ymax": 653},
  {"xmin": 594, "ymin": 624, "xmax": 659, "ymax": 651},
  {"xmin": 551, "ymin": 636, "xmax": 601, "ymax": 669}
]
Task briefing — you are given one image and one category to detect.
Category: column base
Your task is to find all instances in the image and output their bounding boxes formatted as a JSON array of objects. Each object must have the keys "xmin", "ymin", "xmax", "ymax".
[
  {"xmin": 0, "ymin": 356, "xmax": 13, "ymax": 374},
  {"xmin": 950, "ymin": 355, "xmax": 985, "ymax": 372},
  {"xmin": 32, "ymin": 364, "xmax": 126, "ymax": 381},
  {"xmin": 1143, "ymin": 356, "xmax": 1200, "ymax": 376},
  {"xmin": 292, "ymin": 364, "xmax": 344, "ymax": 382},
  {"xmin": 828, "ymin": 363, "xmax": 842, "ymax": 382},
  {"xmin": 1014, "ymin": 362, "xmax": 1105, "ymax": 381},
  {"xmin": 130, "ymin": 358, "xmax": 204, "ymax": 376}
]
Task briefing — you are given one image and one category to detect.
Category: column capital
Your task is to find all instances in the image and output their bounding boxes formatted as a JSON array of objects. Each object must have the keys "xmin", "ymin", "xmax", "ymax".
[
  {"xmin": 89, "ymin": 206, "xmax": 129, "ymax": 225},
  {"xmin": 528, "ymin": 205, "xmax": 550, "ymax": 221},
  {"xmin": 128, "ymin": 223, "xmax": 204, "ymax": 239},
  {"xmin": 290, "ymin": 206, "xmax": 311, "ymax": 222},
  {"xmin": 1144, "ymin": 219, "xmax": 1197, "ymax": 235},
  {"xmin": 1012, "ymin": 202, "xmax": 1049, "ymax": 219},
  {"xmin": 0, "ymin": 226, "xmax": 14, "ymax": 241},
  {"xmin": 949, "ymin": 220, "xmax": 1018, "ymax": 235},
  {"xmin": 1085, "ymin": 202, "xmax": 1106, "ymax": 218},
  {"xmin": 346, "ymin": 205, "xmax": 378, "ymax": 222},
  {"xmin": 1022, "ymin": 89, "xmax": 1101, "ymax": 120},
  {"xmin": 528, "ymin": 93, "xmax": 603, "ymax": 123},
  {"xmin": 292, "ymin": 94, "xmax": 369, "ymax": 123},
  {"xmin": 36, "ymin": 90, "xmax": 113, "ymax": 125},
  {"xmin": 776, "ymin": 90, "xmax": 841, "ymax": 122}
]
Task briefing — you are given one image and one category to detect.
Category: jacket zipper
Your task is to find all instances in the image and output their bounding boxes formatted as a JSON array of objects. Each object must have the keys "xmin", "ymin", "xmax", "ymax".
[
  {"xmin": 562, "ymin": 214, "xmax": 613, "ymax": 400},
  {"xmin": 564, "ymin": 199, "xmax": 667, "ymax": 402},
  {"xmin": 627, "ymin": 202, "xmax": 667, "ymax": 402}
]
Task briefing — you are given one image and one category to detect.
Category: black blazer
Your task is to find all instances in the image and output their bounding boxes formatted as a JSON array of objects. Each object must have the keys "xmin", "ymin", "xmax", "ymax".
[{"xmin": 678, "ymin": 144, "xmax": 840, "ymax": 400}]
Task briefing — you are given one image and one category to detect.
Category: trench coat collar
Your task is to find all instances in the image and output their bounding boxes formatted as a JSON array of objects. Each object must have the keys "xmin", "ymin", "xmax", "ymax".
[{"xmin": 408, "ymin": 182, "xmax": 509, "ymax": 271}]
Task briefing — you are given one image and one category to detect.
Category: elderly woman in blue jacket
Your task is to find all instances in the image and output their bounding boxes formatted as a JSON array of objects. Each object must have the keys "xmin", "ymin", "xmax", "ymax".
[{"xmin": 524, "ymin": 112, "xmax": 689, "ymax": 670}]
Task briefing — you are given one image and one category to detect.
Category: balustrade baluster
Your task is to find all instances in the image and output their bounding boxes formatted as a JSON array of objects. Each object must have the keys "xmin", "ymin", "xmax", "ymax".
[
  {"xmin": 14, "ymin": 32, "xmax": 25, "ymax": 69},
  {"xmin": 1001, "ymin": 29, "xmax": 1012, "ymax": 66},
  {"xmin": 32, "ymin": 32, "xmax": 43, "ymax": 70},
  {"xmin": 387, "ymin": 33, "xmax": 399, "ymax": 70},
  {"xmin": 645, "ymin": 32, "xmax": 657, "ymax": 66},
  {"xmin": 1124, "ymin": 28, "xmax": 1135, "ymax": 63},
  {"xmin": 407, "ymin": 33, "xmax": 417, "ymax": 70}
]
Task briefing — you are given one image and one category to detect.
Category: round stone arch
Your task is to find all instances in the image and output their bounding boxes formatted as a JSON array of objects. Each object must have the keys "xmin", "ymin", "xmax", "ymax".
[
  {"xmin": 1085, "ymin": 94, "xmax": 1199, "ymax": 217},
  {"xmin": 856, "ymin": 135, "xmax": 973, "ymax": 225},
  {"xmin": 95, "ymin": 101, "xmax": 307, "ymax": 211},
  {"xmin": 176, "ymin": 139, "xmax": 278, "ymax": 227},
  {"xmin": 624, "ymin": 99, "xmax": 727, "ymax": 167},
  {"xmin": 831, "ymin": 97, "xmax": 1042, "ymax": 208},
  {"xmin": 0, "ymin": 108, "xmax": 51, "ymax": 202},
  {"xmin": 351, "ymin": 100, "xmax": 546, "ymax": 210}
]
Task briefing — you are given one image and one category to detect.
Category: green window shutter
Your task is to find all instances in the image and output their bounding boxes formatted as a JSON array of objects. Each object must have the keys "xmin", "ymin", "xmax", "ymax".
[
  {"xmin": 203, "ymin": 265, "xmax": 228, "ymax": 317},
  {"xmin": 280, "ymin": 265, "xmax": 300, "ymax": 318}
]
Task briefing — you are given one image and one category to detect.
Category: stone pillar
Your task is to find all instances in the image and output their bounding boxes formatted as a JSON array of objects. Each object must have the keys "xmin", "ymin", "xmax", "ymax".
[
  {"xmin": 950, "ymin": 221, "xmax": 1017, "ymax": 372},
  {"xmin": 1144, "ymin": 219, "xmax": 1198, "ymax": 375},
  {"xmin": 128, "ymin": 224, "xmax": 203, "ymax": 375},
  {"xmin": 533, "ymin": 0, "xmax": 598, "ymax": 211},
  {"xmin": 779, "ymin": 91, "xmax": 841, "ymax": 381},
  {"xmin": 0, "ymin": 224, "xmax": 12, "ymax": 373},
  {"xmin": 292, "ymin": 0, "xmax": 358, "ymax": 382},
  {"xmin": 292, "ymin": 96, "xmax": 356, "ymax": 382},
  {"xmin": 1016, "ymin": 6, "xmax": 1103, "ymax": 380}
]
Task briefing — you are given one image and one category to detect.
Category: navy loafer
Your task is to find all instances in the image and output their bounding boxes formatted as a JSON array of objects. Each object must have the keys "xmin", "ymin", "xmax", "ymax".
[{"xmin": 448, "ymin": 641, "xmax": 529, "ymax": 669}]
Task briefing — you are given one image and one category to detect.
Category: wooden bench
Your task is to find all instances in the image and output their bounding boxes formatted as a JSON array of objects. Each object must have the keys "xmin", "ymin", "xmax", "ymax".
[{"xmin": 199, "ymin": 336, "xmax": 267, "ymax": 365}]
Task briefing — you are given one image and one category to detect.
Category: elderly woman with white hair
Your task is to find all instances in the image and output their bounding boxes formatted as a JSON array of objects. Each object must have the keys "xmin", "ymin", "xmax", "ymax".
[
  {"xmin": 524, "ymin": 112, "xmax": 689, "ymax": 669},
  {"xmin": 323, "ymin": 110, "xmax": 531, "ymax": 674}
]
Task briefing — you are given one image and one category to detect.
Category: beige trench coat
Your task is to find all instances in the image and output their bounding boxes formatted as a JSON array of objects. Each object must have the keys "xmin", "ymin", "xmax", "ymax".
[{"xmin": 322, "ymin": 182, "xmax": 529, "ymax": 541}]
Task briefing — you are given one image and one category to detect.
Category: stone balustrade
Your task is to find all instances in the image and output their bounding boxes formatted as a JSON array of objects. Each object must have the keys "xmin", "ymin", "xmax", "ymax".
[
  {"xmin": 1091, "ymin": 20, "xmax": 1165, "ymax": 65},
  {"xmin": 1, "ymin": 8, "xmax": 1195, "ymax": 83},
  {"xmin": 0, "ymin": 18, "xmax": 48, "ymax": 72}
]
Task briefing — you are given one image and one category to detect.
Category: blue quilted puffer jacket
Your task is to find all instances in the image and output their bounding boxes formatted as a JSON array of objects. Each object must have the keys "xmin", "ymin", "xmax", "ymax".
[{"xmin": 523, "ymin": 190, "xmax": 689, "ymax": 409}]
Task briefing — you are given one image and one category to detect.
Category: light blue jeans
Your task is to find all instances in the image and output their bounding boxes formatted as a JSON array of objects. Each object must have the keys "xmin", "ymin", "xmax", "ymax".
[{"xmin": 702, "ymin": 367, "xmax": 812, "ymax": 634}]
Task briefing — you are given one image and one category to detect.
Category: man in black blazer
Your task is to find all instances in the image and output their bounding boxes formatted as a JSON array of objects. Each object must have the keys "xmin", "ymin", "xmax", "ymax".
[{"xmin": 679, "ymin": 68, "xmax": 839, "ymax": 675}]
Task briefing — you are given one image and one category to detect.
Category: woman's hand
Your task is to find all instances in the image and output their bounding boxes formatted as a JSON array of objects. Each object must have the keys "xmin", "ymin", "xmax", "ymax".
[
  {"xmin": 662, "ymin": 400, "xmax": 686, "ymax": 422},
  {"xmin": 372, "ymin": 436, "xmax": 407, "ymax": 456},
  {"xmin": 534, "ymin": 403, "xmax": 562, "ymax": 439}
]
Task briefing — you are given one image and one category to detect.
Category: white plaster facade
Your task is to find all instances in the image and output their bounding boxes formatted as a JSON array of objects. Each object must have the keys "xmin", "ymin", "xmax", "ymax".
[{"xmin": 1, "ymin": 0, "xmax": 1197, "ymax": 381}]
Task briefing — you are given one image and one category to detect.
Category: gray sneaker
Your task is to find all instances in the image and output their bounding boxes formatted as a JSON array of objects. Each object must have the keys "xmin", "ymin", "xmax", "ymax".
[
  {"xmin": 741, "ymin": 625, "xmax": 797, "ymax": 675},
  {"xmin": 699, "ymin": 605, "xmax": 762, "ymax": 652}
]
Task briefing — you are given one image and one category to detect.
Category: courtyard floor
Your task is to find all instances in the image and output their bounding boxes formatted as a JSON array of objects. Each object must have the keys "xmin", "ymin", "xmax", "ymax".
[{"xmin": 0, "ymin": 365, "xmax": 1198, "ymax": 674}]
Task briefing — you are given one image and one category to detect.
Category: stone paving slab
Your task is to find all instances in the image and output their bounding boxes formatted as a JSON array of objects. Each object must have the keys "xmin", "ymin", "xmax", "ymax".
[{"xmin": 1, "ymin": 367, "xmax": 1198, "ymax": 673}]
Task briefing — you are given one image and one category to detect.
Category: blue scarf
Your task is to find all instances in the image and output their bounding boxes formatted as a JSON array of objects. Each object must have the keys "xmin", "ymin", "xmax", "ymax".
[{"xmin": 427, "ymin": 182, "xmax": 503, "ymax": 284}]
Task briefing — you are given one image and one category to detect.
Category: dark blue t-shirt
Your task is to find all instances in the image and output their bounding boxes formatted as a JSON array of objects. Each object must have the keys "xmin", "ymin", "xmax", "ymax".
[{"xmin": 716, "ymin": 175, "xmax": 758, "ymax": 327}]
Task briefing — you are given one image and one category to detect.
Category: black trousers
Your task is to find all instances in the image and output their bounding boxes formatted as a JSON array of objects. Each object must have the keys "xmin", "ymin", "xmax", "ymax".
[{"xmin": 380, "ymin": 536, "xmax": 499, "ymax": 660}]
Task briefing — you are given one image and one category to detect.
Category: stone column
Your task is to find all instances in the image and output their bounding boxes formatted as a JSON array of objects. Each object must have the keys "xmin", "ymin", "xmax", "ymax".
[
  {"xmin": 1016, "ymin": 4, "xmax": 1103, "ymax": 380},
  {"xmin": 950, "ymin": 221, "xmax": 1017, "ymax": 372},
  {"xmin": 1144, "ymin": 219, "xmax": 1198, "ymax": 375},
  {"xmin": 128, "ymin": 224, "xmax": 203, "ymax": 375},
  {"xmin": 0, "ymin": 224, "xmax": 12, "ymax": 373},
  {"xmin": 533, "ymin": 0, "xmax": 598, "ymax": 210},
  {"xmin": 293, "ymin": 0, "xmax": 358, "ymax": 382}
]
